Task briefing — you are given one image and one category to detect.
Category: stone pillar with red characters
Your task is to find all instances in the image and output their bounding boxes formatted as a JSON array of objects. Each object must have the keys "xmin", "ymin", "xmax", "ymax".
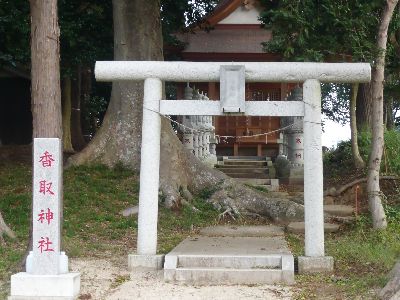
[{"xmin": 9, "ymin": 138, "xmax": 80, "ymax": 299}]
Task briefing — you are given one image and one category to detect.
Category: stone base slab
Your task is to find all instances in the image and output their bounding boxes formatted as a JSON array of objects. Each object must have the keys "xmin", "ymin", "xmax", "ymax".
[
  {"xmin": 298, "ymin": 256, "xmax": 334, "ymax": 274},
  {"xmin": 9, "ymin": 272, "xmax": 80, "ymax": 299},
  {"xmin": 128, "ymin": 254, "xmax": 165, "ymax": 270}
]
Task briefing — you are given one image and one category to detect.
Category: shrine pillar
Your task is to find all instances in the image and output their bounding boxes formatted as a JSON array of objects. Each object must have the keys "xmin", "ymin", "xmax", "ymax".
[
  {"xmin": 299, "ymin": 79, "xmax": 333, "ymax": 273},
  {"xmin": 129, "ymin": 78, "xmax": 164, "ymax": 269}
]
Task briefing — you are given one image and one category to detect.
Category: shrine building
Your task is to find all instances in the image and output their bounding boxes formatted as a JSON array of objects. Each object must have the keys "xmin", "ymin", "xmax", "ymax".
[{"xmin": 169, "ymin": 0, "xmax": 302, "ymax": 161}]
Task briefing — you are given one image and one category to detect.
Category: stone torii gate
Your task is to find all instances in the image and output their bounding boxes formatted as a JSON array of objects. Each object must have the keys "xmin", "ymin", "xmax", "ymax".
[{"xmin": 95, "ymin": 61, "xmax": 370, "ymax": 273}]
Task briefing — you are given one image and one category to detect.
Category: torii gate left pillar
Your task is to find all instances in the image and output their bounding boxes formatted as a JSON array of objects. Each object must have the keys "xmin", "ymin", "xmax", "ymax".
[{"xmin": 94, "ymin": 61, "xmax": 371, "ymax": 273}]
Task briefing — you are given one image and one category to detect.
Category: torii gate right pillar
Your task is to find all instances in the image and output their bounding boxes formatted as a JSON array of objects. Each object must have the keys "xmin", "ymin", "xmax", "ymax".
[{"xmin": 298, "ymin": 79, "xmax": 334, "ymax": 273}]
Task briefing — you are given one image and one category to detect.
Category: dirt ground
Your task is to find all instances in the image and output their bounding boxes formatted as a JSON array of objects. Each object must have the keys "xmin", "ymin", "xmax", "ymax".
[{"xmin": 71, "ymin": 257, "xmax": 292, "ymax": 300}]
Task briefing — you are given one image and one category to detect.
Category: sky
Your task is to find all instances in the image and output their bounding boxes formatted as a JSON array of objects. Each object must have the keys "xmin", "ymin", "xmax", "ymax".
[{"xmin": 321, "ymin": 116, "xmax": 350, "ymax": 148}]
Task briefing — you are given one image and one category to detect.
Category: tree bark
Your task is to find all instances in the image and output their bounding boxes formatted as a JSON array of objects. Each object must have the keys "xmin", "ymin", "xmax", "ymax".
[
  {"xmin": 367, "ymin": 0, "xmax": 398, "ymax": 229},
  {"xmin": 71, "ymin": 66, "xmax": 87, "ymax": 151},
  {"xmin": 356, "ymin": 83, "xmax": 373, "ymax": 132},
  {"xmin": 62, "ymin": 77, "xmax": 74, "ymax": 152},
  {"xmin": 66, "ymin": 0, "xmax": 304, "ymax": 221},
  {"xmin": 30, "ymin": 0, "xmax": 62, "ymax": 139},
  {"xmin": 350, "ymin": 83, "xmax": 365, "ymax": 169}
]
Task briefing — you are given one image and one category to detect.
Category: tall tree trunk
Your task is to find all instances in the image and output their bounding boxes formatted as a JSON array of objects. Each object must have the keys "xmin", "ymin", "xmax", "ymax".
[
  {"xmin": 385, "ymin": 97, "xmax": 395, "ymax": 130},
  {"xmin": 30, "ymin": 0, "xmax": 62, "ymax": 139},
  {"xmin": 368, "ymin": 0, "xmax": 398, "ymax": 229},
  {"xmin": 80, "ymin": 67, "xmax": 92, "ymax": 141},
  {"xmin": 68, "ymin": 0, "xmax": 162, "ymax": 168},
  {"xmin": 62, "ymin": 77, "xmax": 74, "ymax": 152},
  {"xmin": 356, "ymin": 83, "xmax": 373, "ymax": 132},
  {"xmin": 67, "ymin": 0, "xmax": 303, "ymax": 220},
  {"xmin": 71, "ymin": 66, "xmax": 86, "ymax": 151},
  {"xmin": 350, "ymin": 83, "xmax": 365, "ymax": 169}
]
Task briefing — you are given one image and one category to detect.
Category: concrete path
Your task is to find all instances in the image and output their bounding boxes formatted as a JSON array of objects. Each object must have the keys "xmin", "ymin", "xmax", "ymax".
[{"xmin": 72, "ymin": 257, "xmax": 292, "ymax": 300}]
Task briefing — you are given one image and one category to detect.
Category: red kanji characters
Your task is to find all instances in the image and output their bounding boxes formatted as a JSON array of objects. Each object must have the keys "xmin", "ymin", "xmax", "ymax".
[
  {"xmin": 39, "ymin": 180, "xmax": 55, "ymax": 195},
  {"xmin": 37, "ymin": 237, "xmax": 54, "ymax": 253},
  {"xmin": 295, "ymin": 153, "xmax": 302, "ymax": 159},
  {"xmin": 37, "ymin": 208, "xmax": 54, "ymax": 225},
  {"xmin": 296, "ymin": 138, "xmax": 302, "ymax": 144},
  {"xmin": 39, "ymin": 151, "xmax": 55, "ymax": 167}
]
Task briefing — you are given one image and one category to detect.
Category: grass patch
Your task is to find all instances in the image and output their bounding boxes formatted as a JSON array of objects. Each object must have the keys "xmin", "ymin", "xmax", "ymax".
[
  {"xmin": 0, "ymin": 161, "xmax": 222, "ymax": 295},
  {"xmin": 289, "ymin": 215, "xmax": 400, "ymax": 299},
  {"xmin": 158, "ymin": 197, "xmax": 219, "ymax": 253}
]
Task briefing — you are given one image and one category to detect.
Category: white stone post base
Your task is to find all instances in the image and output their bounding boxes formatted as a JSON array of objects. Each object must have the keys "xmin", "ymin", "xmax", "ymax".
[
  {"xmin": 298, "ymin": 256, "xmax": 334, "ymax": 274},
  {"xmin": 128, "ymin": 254, "xmax": 165, "ymax": 270},
  {"xmin": 9, "ymin": 272, "xmax": 80, "ymax": 300}
]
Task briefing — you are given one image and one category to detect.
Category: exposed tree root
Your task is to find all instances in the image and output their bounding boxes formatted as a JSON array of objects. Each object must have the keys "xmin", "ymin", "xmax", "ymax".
[
  {"xmin": 0, "ymin": 212, "xmax": 16, "ymax": 244},
  {"xmin": 207, "ymin": 179, "xmax": 304, "ymax": 224},
  {"xmin": 324, "ymin": 176, "xmax": 399, "ymax": 197}
]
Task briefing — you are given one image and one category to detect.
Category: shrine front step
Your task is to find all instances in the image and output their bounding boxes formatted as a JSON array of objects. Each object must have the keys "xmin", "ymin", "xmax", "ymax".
[
  {"xmin": 165, "ymin": 266, "xmax": 293, "ymax": 285},
  {"xmin": 164, "ymin": 236, "xmax": 294, "ymax": 285}
]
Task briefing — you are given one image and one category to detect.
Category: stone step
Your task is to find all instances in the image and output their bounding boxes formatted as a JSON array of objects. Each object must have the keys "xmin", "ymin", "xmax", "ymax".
[
  {"xmin": 224, "ymin": 173, "xmax": 270, "ymax": 179},
  {"xmin": 177, "ymin": 255, "xmax": 282, "ymax": 269},
  {"xmin": 166, "ymin": 267, "xmax": 294, "ymax": 285},
  {"xmin": 286, "ymin": 222, "xmax": 340, "ymax": 234},
  {"xmin": 223, "ymin": 160, "xmax": 269, "ymax": 166},
  {"xmin": 217, "ymin": 167, "xmax": 268, "ymax": 174},
  {"xmin": 216, "ymin": 164, "xmax": 268, "ymax": 169},
  {"xmin": 164, "ymin": 234, "xmax": 294, "ymax": 286},
  {"xmin": 222, "ymin": 156, "xmax": 271, "ymax": 161},
  {"xmin": 324, "ymin": 205, "xmax": 354, "ymax": 217}
]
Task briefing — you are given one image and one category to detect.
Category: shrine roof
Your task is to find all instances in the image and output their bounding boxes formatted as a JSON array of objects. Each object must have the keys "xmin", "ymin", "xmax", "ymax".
[
  {"xmin": 171, "ymin": 0, "xmax": 272, "ymax": 56},
  {"xmin": 204, "ymin": 0, "xmax": 244, "ymax": 26}
]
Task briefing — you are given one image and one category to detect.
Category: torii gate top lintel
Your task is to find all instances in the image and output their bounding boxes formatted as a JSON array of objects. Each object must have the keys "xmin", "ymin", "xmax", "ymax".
[{"xmin": 95, "ymin": 61, "xmax": 371, "ymax": 83}]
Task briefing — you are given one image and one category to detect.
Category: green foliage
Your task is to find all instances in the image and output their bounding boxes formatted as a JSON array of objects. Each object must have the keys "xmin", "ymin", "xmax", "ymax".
[
  {"xmin": 161, "ymin": 0, "xmax": 217, "ymax": 48},
  {"xmin": 260, "ymin": 0, "xmax": 383, "ymax": 63},
  {"xmin": 321, "ymin": 83, "xmax": 350, "ymax": 125},
  {"xmin": 323, "ymin": 130, "xmax": 400, "ymax": 176},
  {"xmin": 0, "ymin": 0, "xmax": 113, "ymax": 74},
  {"xmin": 83, "ymin": 95, "xmax": 109, "ymax": 135},
  {"xmin": 383, "ymin": 130, "xmax": 400, "ymax": 174},
  {"xmin": 259, "ymin": 1, "xmax": 400, "ymax": 125},
  {"xmin": 0, "ymin": 0, "xmax": 30, "ymax": 66},
  {"xmin": 58, "ymin": 0, "xmax": 113, "ymax": 75}
]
